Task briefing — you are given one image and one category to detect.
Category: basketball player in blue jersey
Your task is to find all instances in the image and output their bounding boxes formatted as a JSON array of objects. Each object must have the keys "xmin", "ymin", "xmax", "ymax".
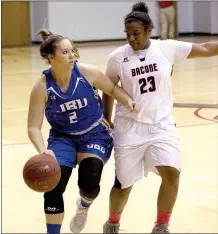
[
  {"xmin": 27, "ymin": 29, "xmax": 140, "ymax": 234},
  {"xmin": 102, "ymin": 2, "xmax": 218, "ymax": 233}
]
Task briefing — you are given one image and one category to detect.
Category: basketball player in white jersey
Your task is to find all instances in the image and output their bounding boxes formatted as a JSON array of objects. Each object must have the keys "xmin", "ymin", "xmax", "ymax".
[{"xmin": 102, "ymin": 2, "xmax": 218, "ymax": 233}]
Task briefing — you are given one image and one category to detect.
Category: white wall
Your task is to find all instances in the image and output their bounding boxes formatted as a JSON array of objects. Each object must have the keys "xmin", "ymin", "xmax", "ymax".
[
  {"xmin": 210, "ymin": 2, "xmax": 218, "ymax": 34},
  {"xmin": 178, "ymin": 1, "xmax": 218, "ymax": 34},
  {"xmin": 193, "ymin": 1, "xmax": 211, "ymax": 33},
  {"xmin": 30, "ymin": 2, "xmax": 49, "ymax": 41},
  {"xmin": 47, "ymin": 2, "xmax": 160, "ymax": 41},
  {"xmin": 177, "ymin": 1, "xmax": 194, "ymax": 33},
  {"xmin": 30, "ymin": 1, "xmax": 218, "ymax": 42}
]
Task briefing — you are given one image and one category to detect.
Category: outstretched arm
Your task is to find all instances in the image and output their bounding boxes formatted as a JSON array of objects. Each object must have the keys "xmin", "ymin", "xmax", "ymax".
[{"xmin": 188, "ymin": 41, "xmax": 218, "ymax": 58}]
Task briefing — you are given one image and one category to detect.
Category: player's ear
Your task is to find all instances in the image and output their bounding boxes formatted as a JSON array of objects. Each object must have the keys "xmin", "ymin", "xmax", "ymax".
[{"xmin": 146, "ymin": 27, "xmax": 152, "ymax": 37}]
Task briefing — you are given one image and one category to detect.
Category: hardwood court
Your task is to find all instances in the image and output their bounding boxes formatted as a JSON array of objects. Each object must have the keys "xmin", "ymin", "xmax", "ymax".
[{"xmin": 2, "ymin": 36, "xmax": 218, "ymax": 233}]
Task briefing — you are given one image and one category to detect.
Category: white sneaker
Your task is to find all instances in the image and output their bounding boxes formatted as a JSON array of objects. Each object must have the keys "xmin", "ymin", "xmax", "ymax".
[
  {"xmin": 103, "ymin": 221, "xmax": 120, "ymax": 233},
  {"xmin": 151, "ymin": 224, "xmax": 170, "ymax": 233},
  {"xmin": 70, "ymin": 199, "xmax": 89, "ymax": 233}
]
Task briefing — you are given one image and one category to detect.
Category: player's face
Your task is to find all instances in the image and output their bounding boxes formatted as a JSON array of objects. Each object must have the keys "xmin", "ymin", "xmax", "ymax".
[
  {"xmin": 50, "ymin": 39, "xmax": 74, "ymax": 68},
  {"xmin": 125, "ymin": 21, "xmax": 151, "ymax": 51}
]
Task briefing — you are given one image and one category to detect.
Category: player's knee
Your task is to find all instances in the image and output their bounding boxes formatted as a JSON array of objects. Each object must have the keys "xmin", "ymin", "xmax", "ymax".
[
  {"xmin": 44, "ymin": 165, "xmax": 72, "ymax": 214},
  {"xmin": 44, "ymin": 181, "xmax": 65, "ymax": 214},
  {"xmin": 78, "ymin": 157, "xmax": 103, "ymax": 200},
  {"xmin": 160, "ymin": 167, "xmax": 180, "ymax": 187}
]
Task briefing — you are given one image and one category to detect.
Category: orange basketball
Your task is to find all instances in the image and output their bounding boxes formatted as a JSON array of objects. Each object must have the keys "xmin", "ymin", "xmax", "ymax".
[{"xmin": 23, "ymin": 154, "xmax": 61, "ymax": 192}]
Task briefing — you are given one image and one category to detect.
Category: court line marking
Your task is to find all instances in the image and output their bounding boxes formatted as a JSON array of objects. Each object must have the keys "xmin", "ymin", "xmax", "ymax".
[
  {"xmin": 194, "ymin": 108, "xmax": 218, "ymax": 123},
  {"xmin": 174, "ymin": 103, "xmax": 218, "ymax": 108}
]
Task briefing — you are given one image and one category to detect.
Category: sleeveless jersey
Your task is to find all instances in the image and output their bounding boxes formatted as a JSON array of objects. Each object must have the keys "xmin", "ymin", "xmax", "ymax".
[
  {"xmin": 43, "ymin": 61, "xmax": 104, "ymax": 134},
  {"xmin": 105, "ymin": 39, "xmax": 192, "ymax": 124}
]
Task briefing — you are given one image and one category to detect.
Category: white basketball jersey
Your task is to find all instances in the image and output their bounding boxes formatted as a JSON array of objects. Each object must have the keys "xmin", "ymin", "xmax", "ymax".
[{"xmin": 105, "ymin": 39, "xmax": 192, "ymax": 124}]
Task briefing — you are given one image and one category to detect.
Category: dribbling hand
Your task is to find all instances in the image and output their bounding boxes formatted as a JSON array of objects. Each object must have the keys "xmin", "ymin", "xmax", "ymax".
[{"xmin": 40, "ymin": 150, "xmax": 56, "ymax": 159}]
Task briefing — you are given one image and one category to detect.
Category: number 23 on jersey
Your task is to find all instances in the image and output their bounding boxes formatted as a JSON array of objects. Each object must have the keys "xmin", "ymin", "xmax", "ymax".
[{"xmin": 139, "ymin": 76, "xmax": 156, "ymax": 94}]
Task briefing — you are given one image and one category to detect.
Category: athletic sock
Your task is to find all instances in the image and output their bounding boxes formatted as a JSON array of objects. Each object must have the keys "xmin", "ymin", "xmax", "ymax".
[
  {"xmin": 80, "ymin": 197, "xmax": 93, "ymax": 208},
  {"xmin": 156, "ymin": 211, "xmax": 171, "ymax": 226},
  {"xmin": 46, "ymin": 224, "xmax": 61, "ymax": 234},
  {"xmin": 108, "ymin": 210, "xmax": 122, "ymax": 223}
]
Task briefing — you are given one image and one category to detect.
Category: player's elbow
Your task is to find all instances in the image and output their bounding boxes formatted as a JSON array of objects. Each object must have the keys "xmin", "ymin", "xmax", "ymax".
[
  {"xmin": 201, "ymin": 43, "xmax": 217, "ymax": 57},
  {"xmin": 27, "ymin": 126, "xmax": 40, "ymax": 139},
  {"xmin": 27, "ymin": 127, "xmax": 34, "ymax": 139}
]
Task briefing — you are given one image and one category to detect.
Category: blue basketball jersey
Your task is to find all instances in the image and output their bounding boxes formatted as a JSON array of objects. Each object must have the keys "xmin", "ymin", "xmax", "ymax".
[{"xmin": 43, "ymin": 61, "xmax": 104, "ymax": 134}]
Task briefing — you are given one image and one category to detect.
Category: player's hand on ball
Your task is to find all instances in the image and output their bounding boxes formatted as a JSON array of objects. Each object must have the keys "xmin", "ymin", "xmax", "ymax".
[{"xmin": 40, "ymin": 150, "xmax": 56, "ymax": 159}]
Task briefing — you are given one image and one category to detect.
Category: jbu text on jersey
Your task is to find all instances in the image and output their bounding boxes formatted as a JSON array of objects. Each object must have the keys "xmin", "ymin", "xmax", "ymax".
[{"xmin": 59, "ymin": 98, "xmax": 88, "ymax": 123}]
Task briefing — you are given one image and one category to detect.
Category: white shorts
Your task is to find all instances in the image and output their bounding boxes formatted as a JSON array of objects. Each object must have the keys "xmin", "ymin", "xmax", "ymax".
[{"xmin": 113, "ymin": 115, "xmax": 181, "ymax": 189}]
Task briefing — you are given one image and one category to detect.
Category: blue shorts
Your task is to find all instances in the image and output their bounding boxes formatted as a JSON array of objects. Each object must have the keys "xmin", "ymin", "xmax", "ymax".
[{"xmin": 47, "ymin": 122, "xmax": 114, "ymax": 168}]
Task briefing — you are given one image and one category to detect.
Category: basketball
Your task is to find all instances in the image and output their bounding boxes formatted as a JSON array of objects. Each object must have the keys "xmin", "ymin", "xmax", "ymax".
[{"xmin": 23, "ymin": 154, "xmax": 61, "ymax": 193}]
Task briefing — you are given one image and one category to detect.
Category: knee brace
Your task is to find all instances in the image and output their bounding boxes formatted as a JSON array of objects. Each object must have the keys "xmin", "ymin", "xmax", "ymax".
[
  {"xmin": 78, "ymin": 157, "xmax": 103, "ymax": 200},
  {"xmin": 44, "ymin": 165, "xmax": 72, "ymax": 214}
]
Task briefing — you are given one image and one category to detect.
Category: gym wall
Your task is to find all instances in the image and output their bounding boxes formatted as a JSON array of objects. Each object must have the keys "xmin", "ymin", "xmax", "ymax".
[
  {"xmin": 2, "ymin": 1, "xmax": 218, "ymax": 47},
  {"xmin": 30, "ymin": 1, "xmax": 218, "ymax": 43}
]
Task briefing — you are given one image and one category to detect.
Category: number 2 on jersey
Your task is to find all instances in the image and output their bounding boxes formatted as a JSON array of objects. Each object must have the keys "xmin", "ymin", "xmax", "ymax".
[
  {"xmin": 69, "ymin": 112, "xmax": 77, "ymax": 123},
  {"xmin": 139, "ymin": 76, "xmax": 156, "ymax": 94}
]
